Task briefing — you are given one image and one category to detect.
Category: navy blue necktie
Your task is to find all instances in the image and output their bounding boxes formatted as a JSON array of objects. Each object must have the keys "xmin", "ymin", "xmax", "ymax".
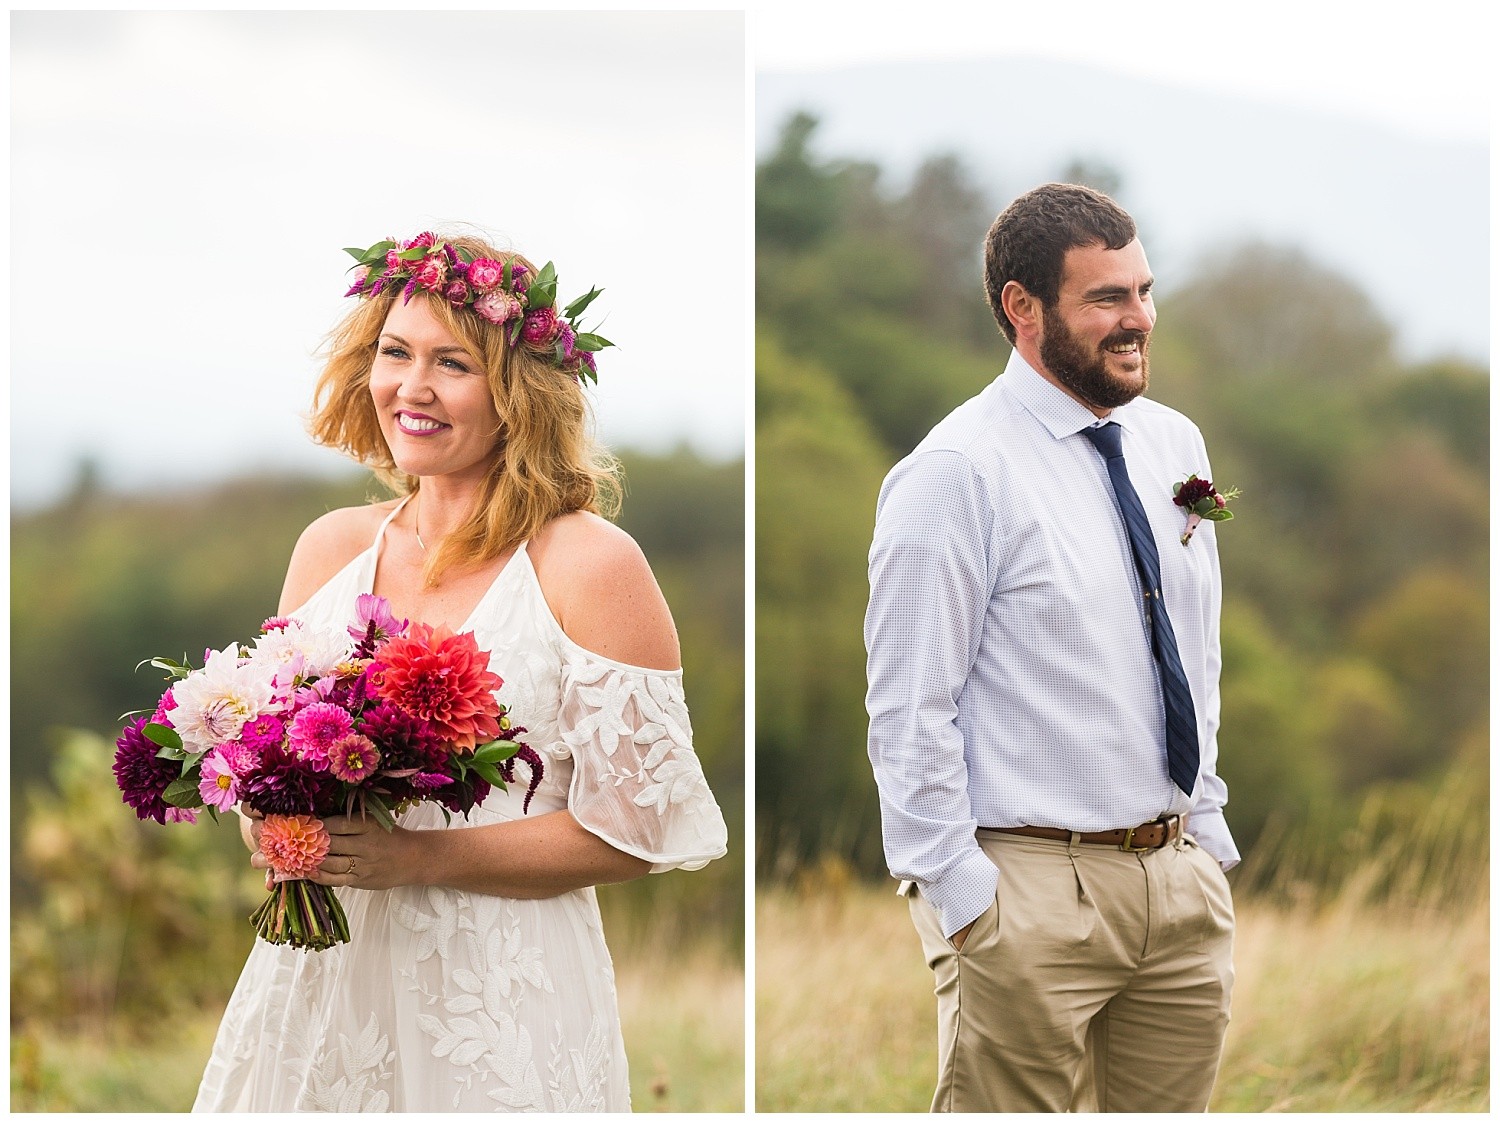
[{"xmin": 1083, "ymin": 421, "xmax": 1200, "ymax": 796}]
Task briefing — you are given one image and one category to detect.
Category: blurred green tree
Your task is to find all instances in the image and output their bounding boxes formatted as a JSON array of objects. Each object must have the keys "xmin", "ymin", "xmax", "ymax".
[
  {"xmin": 755, "ymin": 334, "xmax": 889, "ymax": 872},
  {"xmin": 753, "ymin": 126, "xmax": 1489, "ymax": 882}
]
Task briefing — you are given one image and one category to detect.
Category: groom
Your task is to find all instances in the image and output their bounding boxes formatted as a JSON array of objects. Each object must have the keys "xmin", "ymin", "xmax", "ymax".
[{"xmin": 865, "ymin": 183, "xmax": 1239, "ymax": 1112}]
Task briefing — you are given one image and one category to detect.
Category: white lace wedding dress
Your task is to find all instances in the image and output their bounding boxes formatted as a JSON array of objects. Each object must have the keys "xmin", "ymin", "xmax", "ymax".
[{"xmin": 192, "ymin": 500, "xmax": 729, "ymax": 1112}]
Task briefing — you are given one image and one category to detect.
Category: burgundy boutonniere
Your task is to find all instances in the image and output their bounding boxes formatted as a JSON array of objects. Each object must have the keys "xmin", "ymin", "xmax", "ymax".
[{"xmin": 1172, "ymin": 475, "xmax": 1240, "ymax": 545}]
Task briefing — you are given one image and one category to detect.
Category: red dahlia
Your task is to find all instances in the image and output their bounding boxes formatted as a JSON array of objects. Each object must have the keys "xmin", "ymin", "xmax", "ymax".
[{"xmin": 373, "ymin": 623, "xmax": 504, "ymax": 753}]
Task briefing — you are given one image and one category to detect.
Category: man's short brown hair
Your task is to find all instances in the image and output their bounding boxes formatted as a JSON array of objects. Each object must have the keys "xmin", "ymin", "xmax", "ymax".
[{"xmin": 983, "ymin": 183, "xmax": 1137, "ymax": 344}]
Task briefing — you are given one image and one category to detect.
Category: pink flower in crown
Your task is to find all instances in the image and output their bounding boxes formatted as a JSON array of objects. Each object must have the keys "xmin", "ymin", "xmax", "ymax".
[
  {"xmin": 521, "ymin": 307, "xmax": 560, "ymax": 345},
  {"xmin": 558, "ymin": 323, "xmax": 577, "ymax": 360},
  {"xmin": 412, "ymin": 254, "xmax": 447, "ymax": 292},
  {"xmin": 475, "ymin": 289, "xmax": 523, "ymax": 326},
  {"xmin": 385, "ymin": 248, "xmax": 403, "ymax": 271},
  {"xmin": 402, "ymin": 232, "xmax": 436, "ymax": 250},
  {"xmin": 510, "ymin": 263, "xmax": 530, "ymax": 292},
  {"xmin": 467, "ymin": 258, "xmax": 507, "ymax": 290},
  {"xmin": 443, "ymin": 279, "xmax": 471, "ymax": 306},
  {"xmin": 581, "ymin": 351, "xmax": 598, "ymax": 377},
  {"xmin": 287, "ymin": 702, "xmax": 354, "ymax": 768}
]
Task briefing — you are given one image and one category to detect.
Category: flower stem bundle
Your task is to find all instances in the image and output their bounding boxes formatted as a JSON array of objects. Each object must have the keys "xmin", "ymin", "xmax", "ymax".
[{"xmin": 248, "ymin": 878, "xmax": 352, "ymax": 951}]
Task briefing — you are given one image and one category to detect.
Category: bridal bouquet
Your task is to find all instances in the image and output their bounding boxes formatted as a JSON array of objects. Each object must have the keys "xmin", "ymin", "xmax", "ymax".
[{"xmin": 112, "ymin": 595, "xmax": 542, "ymax": 951}]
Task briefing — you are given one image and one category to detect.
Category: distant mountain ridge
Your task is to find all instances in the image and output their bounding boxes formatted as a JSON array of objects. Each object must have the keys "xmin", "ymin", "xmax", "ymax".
[{"xmin": 758, "ymin": 55, "xmax": 1488, "ymax": 366}]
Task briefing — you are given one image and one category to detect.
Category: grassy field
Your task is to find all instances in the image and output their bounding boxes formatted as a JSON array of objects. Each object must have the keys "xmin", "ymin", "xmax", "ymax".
[
  {"xmin": 10, "ymin": 938, "xmax": 744, "ymax": 1113},
  {"xmin": 755, "ymin": 873, "xmax": 1488, "ymax": 1112}
]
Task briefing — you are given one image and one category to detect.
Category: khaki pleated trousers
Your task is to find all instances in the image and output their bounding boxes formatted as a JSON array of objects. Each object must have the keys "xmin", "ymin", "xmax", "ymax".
[{"xmin": 905, "ymin": 830, "xmax": 1235, "ymax": 1113}]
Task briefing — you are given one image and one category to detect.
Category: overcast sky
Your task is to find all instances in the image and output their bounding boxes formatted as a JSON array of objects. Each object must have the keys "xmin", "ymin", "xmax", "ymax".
[
  {"xmin": 752, "ymin": 0, "xmax": 1492, "ymax": 369},
  {"xmin": 9, "ymin": 5, "xmax": 1493, "ymax": 509},
  {"xmin": 752, "ymin": 1, "xmax": 1491, "ymax": 145},
  {"xmin": 11, "ymin": 11, "xmax": 747, "ymax": 508}
]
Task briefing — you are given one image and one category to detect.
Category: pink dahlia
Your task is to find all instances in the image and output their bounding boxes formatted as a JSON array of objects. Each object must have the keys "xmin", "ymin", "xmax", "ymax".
[
  {"xmin": 521, "ymin": 307, "xmax": 559, "ymax": 346},
  {"xmin": 373, "ymin": 623, "xmax": 503, "ymax": 752},
  {"xmin": 328, "ymin": 733, "xmax": 381, "ymax": 783},
  {"xmin": 259, "ymin": 814, "xmax": 331, "ymax": 881},
  {"xmin": 287, "ymin": 702, "xmax": 354, "ymax": 768}
]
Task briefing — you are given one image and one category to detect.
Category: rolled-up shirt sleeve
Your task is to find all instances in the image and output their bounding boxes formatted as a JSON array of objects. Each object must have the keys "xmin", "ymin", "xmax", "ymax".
[{"xmin": 866, "ymin": 449, "xmax": 999, "ymax": 939}]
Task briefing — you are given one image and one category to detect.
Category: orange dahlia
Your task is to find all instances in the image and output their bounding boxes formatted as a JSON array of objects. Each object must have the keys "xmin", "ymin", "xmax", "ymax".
[
  {"xmin": 259, "ymin": 813, "xmax": 331, "ymax": 881},
  {"xmin": 373, "ymin": 622, "xmax": 503, "ymax": 753}
]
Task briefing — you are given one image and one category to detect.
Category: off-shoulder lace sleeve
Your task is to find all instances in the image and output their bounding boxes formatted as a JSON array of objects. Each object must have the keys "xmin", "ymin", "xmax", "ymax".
[{"xmin": 558, "ymin": 656, "xmax": 729, "ymax": 873}]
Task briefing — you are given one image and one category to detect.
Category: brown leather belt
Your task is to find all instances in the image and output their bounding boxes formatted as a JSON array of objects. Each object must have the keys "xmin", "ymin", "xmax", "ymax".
[{"xmin": 979, "ymin": 814, "xmax": 1186, "ymax": 852}]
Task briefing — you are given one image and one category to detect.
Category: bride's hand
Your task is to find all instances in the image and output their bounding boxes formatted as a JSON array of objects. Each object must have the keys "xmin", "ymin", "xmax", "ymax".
[{"xmin": 305, "ymin": 815, "xmax": 420, "ymax": 892}]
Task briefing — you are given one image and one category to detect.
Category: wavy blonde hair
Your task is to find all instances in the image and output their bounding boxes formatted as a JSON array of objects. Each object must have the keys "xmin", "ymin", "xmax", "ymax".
[{"xmin": 309, "ymin": 235, "xmax": 621, "ymax": 586}]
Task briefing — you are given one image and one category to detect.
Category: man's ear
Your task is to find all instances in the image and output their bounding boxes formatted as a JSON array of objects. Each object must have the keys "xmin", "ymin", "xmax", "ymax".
[{"xmin": 1001, "ymin": 280, "xmax": 1043, "ymax": 343}]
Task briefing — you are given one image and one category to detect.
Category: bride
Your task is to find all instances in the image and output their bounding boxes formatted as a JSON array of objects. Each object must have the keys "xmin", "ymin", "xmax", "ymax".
[{"xmin": 192, "ymin": 231, "xmax": 729, "ymax": 1111}]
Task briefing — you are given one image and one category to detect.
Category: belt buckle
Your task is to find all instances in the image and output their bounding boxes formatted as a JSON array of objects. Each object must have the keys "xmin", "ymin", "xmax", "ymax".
[{"xmin": 1119, "ymin": 814, "xmax": 1174, "ymax": 852}]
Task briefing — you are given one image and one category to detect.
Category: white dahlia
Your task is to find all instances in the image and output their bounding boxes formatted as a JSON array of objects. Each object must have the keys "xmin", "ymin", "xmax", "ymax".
[{"xmin": 170, "ymin": 641, "xmax": 280, "ymax": 753}]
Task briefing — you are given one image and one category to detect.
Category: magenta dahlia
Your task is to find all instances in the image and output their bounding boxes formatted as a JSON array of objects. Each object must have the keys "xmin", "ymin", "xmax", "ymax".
[
  {"xmin": 239, "ymin": 746, "xmax": 333, "ymax": 817},
  {"xmin": 239, "ymin": 713, "xmax": 286, "ymax": 754},
  {"xmin": 359, "ymin": 702, "xmax": 446, "ymax": 772}
]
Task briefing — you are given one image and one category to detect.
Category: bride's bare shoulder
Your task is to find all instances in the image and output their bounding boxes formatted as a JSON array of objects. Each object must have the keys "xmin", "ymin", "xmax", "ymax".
[
  {"xmin": 527, "ymin": 511, "xmax": 680, "ymax": 670},
  {"xmin": 279, "ymin": 501, "xmax": 399, "ymax": 615}
]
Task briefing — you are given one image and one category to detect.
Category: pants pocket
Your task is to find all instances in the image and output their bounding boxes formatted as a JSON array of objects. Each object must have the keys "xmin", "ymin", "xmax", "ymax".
[{"xmin": 950, "ymin": 892, "xmax": 1000, "ymax": 956}]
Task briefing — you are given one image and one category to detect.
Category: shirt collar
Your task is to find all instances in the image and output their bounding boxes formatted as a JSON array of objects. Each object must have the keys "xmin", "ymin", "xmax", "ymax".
[{"xmin": 999, "ymin": 349, "xmax": 1142, "ymax": 440}]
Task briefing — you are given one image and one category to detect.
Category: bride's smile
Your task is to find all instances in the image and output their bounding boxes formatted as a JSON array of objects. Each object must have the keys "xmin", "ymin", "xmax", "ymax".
[{"xmin": 370, "ymin": 298, "xmax": 501, "ymax": 485}]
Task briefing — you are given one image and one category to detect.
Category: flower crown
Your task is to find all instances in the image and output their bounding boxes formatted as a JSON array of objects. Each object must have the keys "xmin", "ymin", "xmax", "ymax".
[{"xmin": 343, "ymin": 233, "xmax": 613, "ymax": 384}]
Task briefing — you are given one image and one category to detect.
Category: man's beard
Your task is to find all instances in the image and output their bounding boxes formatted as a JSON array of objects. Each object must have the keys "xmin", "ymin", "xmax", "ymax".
[{"xmin": 1039, "ymin": 304, "xmax": 1150, "ymax": 410}]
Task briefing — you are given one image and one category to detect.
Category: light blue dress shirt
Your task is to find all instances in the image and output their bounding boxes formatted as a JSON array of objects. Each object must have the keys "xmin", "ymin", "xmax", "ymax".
[{"xmin": 865, "ymin": 351, "xmax": 1240, "ymax": 939}]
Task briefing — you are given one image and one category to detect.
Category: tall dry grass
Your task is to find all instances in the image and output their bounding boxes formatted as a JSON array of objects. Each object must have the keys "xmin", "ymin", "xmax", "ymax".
[
  {"xmin": 11, "ymin": 938, "xmax": 744, "ymax": 1113},
  {"xmin": 756, "ymin": 832, "xmax": 1488, "ymax": 1112}
]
